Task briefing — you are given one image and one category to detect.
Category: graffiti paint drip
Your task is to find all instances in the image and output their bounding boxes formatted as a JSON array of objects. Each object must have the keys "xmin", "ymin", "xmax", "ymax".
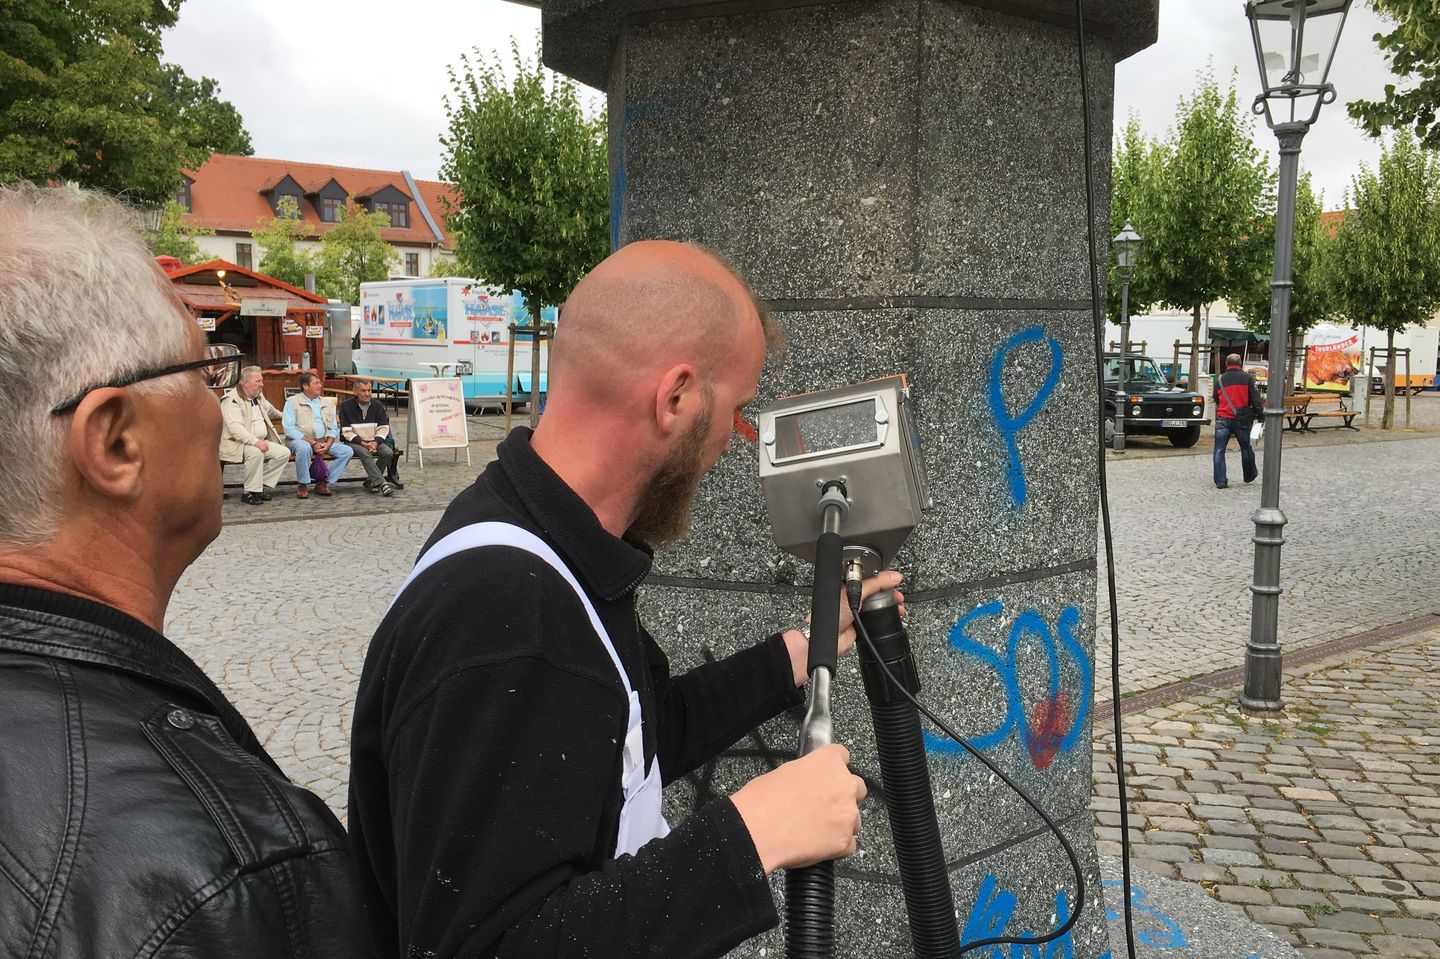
[{"xmin": 1024, "ymin": 692, "xmax": 1071, "ymax": 771}]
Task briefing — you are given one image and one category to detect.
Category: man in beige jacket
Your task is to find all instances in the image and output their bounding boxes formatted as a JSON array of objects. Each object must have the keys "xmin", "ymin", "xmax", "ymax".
[{"xmin": 219, "ymin": 366, "xmax": 289, "ymax": 505}]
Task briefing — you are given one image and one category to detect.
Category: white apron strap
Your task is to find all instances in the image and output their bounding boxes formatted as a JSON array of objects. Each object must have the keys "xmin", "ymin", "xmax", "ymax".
[{"xmin": 390, "ymin": 521, "xmax": 669, "ymax": 857}]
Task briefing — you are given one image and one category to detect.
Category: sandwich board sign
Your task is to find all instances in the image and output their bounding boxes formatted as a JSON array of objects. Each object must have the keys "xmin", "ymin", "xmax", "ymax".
[{"xmin": 407, "ymin": 378, "xmax": 470, "ymax": 467}]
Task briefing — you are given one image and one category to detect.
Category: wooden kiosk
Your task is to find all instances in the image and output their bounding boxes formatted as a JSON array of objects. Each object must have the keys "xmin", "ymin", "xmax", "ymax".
[{"xmin": 162, "ymin": 258, "xmax": 331, "ymax": 408}]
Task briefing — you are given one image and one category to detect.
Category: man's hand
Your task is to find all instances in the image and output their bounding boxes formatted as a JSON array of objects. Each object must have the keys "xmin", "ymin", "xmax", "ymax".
[
  {"xmin": 729, "ymin": 744, "xmax": 866, "ymax": 874},
  {"xmin": 365, "ymin": 440, "xmax": 379, "ymax": 454},
  {"xmin": 783, "ymin": 571, "xmax": 905, "ymax": 687},
  {"xmin": 255, "ymin": 440, "xmax": 269, "ymax": 453},
  {"xmin": 316, "ymin": 438, "xmax": 332, "ymax": 453}
]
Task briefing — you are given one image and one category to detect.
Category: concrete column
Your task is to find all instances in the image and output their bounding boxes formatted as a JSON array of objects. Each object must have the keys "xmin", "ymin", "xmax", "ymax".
[{"xmin": 544, "ymin": 2, "xmax": 1155, "ymax": 955}]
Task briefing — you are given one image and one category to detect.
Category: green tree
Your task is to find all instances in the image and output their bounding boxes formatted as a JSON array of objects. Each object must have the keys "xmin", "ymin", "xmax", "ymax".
[
  {"xmin": 149, "ymin": 199, "xmax": 212, "ymax": 263},
  {"xmin": 253, "ymin": 196, "xmax": 315, "ymax": 288},
  {"xmin": 0, "ymin": 0, "xmax": 252, "ymax": 205},
  {"xmin": 440, "ymin": 39, "xmax": 608, "ymax": 322},
  {"xmin": 1329, "ymin": 131, "xmax": 1440, "ymax": 429},
  {"xmin": 1145, "ymin": 71, "xmax": 1274, "ymax": 390},
  {"xmin": 1108, "ymin": 116, "xmax": 1163, "ymax": 330},
  {"xmin": 1231, "ymin": 173, "xmax": 1334, "ymax": 388},
  {"xmin": 427, "ymin": 256, "xmax": 469, "ymax": 278},
  {"xmin": 315, "ymin": 199, "xmax": 398, "ymax": 304},
  {"xmin": 1349, "ymin": 1, "xmax": 1440, "ymax": 149}
]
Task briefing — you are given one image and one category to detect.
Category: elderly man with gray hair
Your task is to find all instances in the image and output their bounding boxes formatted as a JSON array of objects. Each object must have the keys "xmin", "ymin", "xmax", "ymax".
[
  {"xmin": 0, "ymin": 183, "xmax": 371, "ymax": 958},
  {"xmin": 219, "ymin": 365, "xmax": 289, "ymax": 505}
]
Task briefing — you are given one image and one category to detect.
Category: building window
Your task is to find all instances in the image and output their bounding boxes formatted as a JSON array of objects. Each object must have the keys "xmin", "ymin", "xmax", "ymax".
[
  {"xmin": 405, "ymin": 252, "xmax": 419, "ymax": 276},
  {"xmin": 374, "ymin": 200, "xmax": 409, "ymax": 228},
  {"xmin": 175, "ymin": 180, "xmax": 192, "ymax": 211},
  {"xmin": 320, "ymin": 196, "xmax": 346, "ymax": 223},
  {"xmin": 275, "ymin": 193, "xmax": 303, "ymax": 218},
  {"xmin": 236, "ymin": 243, "xmax": 253, "ymax": 271}
]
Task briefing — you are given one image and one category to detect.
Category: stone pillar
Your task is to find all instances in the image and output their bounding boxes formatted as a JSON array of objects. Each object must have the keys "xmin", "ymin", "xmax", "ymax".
[{"xmin": 544, "ymin": 2, "xmax": 1155, "ymax": 956}]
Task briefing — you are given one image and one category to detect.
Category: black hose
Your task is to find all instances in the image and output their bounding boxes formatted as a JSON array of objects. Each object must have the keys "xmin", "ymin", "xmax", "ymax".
[
  {"xmin": 785, "ymin": 862, "xmax": 836, "ymax": 959},
  {"xmin": 858, "ymin": 598, "xmax": 958, "ymax": 958}
]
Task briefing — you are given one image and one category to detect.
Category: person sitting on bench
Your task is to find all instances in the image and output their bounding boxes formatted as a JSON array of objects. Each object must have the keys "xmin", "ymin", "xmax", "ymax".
[
  {"xmin": 338, "ymin": 380, "xmax": 398, "ymax": 497},
  {"xmin": 219, "ymin": 366, "xmax": 289, "ymax": 505},
  {"xmin": 282, "ymin": 373, "xmax": 353, "ymax": 498}
]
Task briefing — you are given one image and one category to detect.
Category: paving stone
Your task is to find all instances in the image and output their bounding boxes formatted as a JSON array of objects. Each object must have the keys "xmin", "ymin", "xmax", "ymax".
[
  {"xmin": 1326, "ymin": 858, "xmax": 1397, "ymax": 879},
  {"xmin": 1245, "ymin": 904, "xmax": 1311, "ymax": 927},
  {"xmin": 1367, "ymin": 936, "xmax": 1440, "ymax": 958},
  {"xmin": 1351, "ymin": 876, "xmax": 1416, "ymax": 897},
  {"xmin": 1176, "ymin": 862, "xmax": 1228, "ymax": 884},
  {"xmin": 1380, "ymin": 916, "xmax": 1440, "ymax": 939},
  {"xmin": 1401, "ymin": 898, "xmax": 1440, "ymax": 919},
  {"xmin": 1217, "ymin": 884, "xmax": 1273, "ymax": 905},
  {"xmin": 1271, "ymin": 889, "xmax": 1332, "ymax": 908},
  {"xmin": 1201, "ymin": 848, "xmax": 1263, "ymax": 868},
  {"xmin": 1313, "ymin": 910, "xmax": 1384, "ymax": 935},
  {"xmin": 1333, "ymin": 893, "xmax": 1403, "ymax": 914},
  {"xmin": 1298, "ymin": 928, "xmax": 1369, "ymax": 951}
]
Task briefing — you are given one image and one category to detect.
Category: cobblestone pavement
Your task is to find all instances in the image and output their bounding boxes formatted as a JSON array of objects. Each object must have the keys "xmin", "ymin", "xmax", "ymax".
[
  {"xmin": 1096, "ymin": 433, "xmax": 1440, "ymax": 701},
  {"xmin": 170, "ymin": 418, "xmax": 1440, "ymax": 829},
  {"xmin": 1093, "ymin": 628, "xmax": 1440, "ymax": 959}
]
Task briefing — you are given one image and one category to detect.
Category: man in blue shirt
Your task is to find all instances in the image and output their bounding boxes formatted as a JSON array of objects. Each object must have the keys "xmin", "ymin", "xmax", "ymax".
[{"xmin": 282, "ymin": 373, "xmax": 354, "ymax": 498}]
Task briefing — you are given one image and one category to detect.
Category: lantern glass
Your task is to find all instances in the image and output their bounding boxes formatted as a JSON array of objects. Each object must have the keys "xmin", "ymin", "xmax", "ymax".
[
  {"xmin": 1113, "ymin": 223, "xmax": 1142, "ymax": 278},
  {"xmin": 1247, "ymin": 0, "xmax": 1351, "ymax": 127}
]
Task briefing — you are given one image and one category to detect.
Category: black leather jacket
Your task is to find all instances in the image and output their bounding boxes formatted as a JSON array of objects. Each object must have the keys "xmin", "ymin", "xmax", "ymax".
[{"xmin": 0, "ymin": 585, "xmax": 373, "ymax": 958}]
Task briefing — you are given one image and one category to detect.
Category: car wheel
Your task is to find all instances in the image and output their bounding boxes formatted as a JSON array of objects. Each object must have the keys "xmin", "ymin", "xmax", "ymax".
[
  {"xmin": 1103, "ymin": 415, "xmax": 1116, "ymax": 444},
  {"xmin": 1169, "ymin": 423, "xmax": 1202, "ymax": 449}
]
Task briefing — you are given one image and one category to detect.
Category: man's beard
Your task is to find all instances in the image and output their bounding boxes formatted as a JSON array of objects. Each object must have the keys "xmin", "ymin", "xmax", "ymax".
[{"xmin": 628, "ymin": 393, "xmax": 713, "ymax": 549}]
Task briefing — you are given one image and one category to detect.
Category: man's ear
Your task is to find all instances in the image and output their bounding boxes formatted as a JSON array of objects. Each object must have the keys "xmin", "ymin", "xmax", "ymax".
[
  {"xmin": 64, "ymin": 389, "xmax": 145, "ymax": 503},
  {"xmin": 652, "ymin": 363, "xmax": 698, "ymax": 437}
]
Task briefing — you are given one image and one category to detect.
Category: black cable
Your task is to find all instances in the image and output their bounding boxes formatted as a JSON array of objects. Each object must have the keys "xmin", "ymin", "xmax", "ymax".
[
  {"xmin": 851, "ymin": 606, "xmax": 1084, "ymax": 955},
  {"xmin": 1075, "ymin": 0, "xmax": 1139, "ymax": 955}
]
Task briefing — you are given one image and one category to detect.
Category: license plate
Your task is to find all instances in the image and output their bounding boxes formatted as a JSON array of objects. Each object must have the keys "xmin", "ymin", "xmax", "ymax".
[{"xmin": 1161, "ymin": 419, "xmax": 1189, "ymax": 428}]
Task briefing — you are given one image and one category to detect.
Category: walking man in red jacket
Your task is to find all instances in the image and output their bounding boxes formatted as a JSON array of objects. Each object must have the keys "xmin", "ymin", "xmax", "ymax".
[{"xmin": 1213, "ymin": 353, "xmax": 1265, "ymax": 489}]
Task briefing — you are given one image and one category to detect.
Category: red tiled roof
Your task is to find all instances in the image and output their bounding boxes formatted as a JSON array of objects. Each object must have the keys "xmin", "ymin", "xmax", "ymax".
[
  {"xmin": 1319, "ymin": 209, "xmax": 1346, "ymax": 237},
  {"xmin": 181, "ymin": 154, "xmax": 456, "ymax": 248},
  {"xmin": 167, "ymin": 258, "xmax": 329, "ymax": 314}
]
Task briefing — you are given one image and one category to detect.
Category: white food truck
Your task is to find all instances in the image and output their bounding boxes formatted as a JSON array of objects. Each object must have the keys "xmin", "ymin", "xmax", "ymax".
[{"xmin": 355, "ymin": 278, "xmax": 558, "ymax": 406}]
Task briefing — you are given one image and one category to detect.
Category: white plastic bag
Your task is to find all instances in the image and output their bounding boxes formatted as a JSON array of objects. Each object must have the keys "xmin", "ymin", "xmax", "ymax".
[{"xmin": 1250, "ymin": 421, "xmax": 1264, "ymax": 444}]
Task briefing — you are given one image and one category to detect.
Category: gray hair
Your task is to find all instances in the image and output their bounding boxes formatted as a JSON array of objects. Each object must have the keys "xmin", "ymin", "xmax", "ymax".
[
  {"xmin": 0, "ymin": 183, "xmax": 195, "ymax": 545},
  {"xmin": 240, "ymin": 365, "xmax": 263, "ymax": 382}
]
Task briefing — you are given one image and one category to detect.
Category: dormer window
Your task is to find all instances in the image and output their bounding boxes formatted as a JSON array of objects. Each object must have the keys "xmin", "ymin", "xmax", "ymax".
[
  {"xmin": 260, "ymin": 174, "xmax": 307, "ymax": 218},
  {"xmin": 175, "ymin": 175, "xmax": 193, "ymax": 212},
  {"xmin": 374, "ymin": 200, "xmax": 408, "ymax": 228},
  {"xmin": 359, "ymin": 184, "xmax": 412, "ymax": 229},
  {"xmin": 320, "ymin": 196, "xmax": 346, "ymax": 222}
]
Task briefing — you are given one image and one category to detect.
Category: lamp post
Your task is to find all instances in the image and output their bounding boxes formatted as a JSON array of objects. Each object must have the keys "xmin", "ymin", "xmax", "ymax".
[
  {"xmin": 1241, "ymin": 0, "xmax": 1351, "ymax": 713},
  {"xmin": 1111, "ymin": 222, "xmax": 1142, "ymax": 453}
]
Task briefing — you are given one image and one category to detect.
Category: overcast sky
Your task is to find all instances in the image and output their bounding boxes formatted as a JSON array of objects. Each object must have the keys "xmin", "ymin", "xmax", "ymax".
[{"xmin": 164, "ymin": 1, "xmax": 1399, "ymax": 209}]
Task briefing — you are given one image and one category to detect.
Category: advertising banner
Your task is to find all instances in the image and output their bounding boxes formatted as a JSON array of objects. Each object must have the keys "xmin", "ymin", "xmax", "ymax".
[
  {"xmin": 410, "ymin": 378, "xmax": 468, "ymax": 450},
  {"xmin": 1305, "ymin": 327, "xmax": 1362, "ymax": 393},
  {"xmin": 360, "ymin": 284, "xmax": 448, "ymax": 344}
]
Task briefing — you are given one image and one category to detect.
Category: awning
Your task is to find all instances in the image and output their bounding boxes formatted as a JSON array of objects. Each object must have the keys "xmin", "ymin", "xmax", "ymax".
[{"xmin": 1208, "ymin": 329, "xmax": 1269, "ymax": 343}]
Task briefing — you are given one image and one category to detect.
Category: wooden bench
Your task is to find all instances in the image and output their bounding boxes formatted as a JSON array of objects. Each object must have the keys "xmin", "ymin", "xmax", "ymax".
[
  {"xmin": 1282, "ymin": 394, "xmax": 1312, "ymax": 432},
  {"xmin": 1302, "ymin": 393, "xmax": 1359, "ymax": 431}
]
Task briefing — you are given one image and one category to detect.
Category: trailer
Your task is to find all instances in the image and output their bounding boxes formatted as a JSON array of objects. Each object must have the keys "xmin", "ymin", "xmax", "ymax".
[{"xmin": 355, "ymin": 278, "xmax": 558, "ymax": 406}]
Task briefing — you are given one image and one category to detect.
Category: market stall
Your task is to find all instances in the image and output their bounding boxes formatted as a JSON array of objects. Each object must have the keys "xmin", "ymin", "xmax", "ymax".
[{"xmin": 162, "ymin": 258, "xmax": 330, "ymax": 408}]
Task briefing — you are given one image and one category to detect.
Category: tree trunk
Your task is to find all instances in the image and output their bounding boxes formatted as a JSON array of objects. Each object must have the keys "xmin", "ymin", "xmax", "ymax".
[
  {"xmin": 1382, "ymin": 330, "xmax": 1396, "ymax": 431},
  {"xmin": 1190, "ymin": 304, "xmax": 1203, "ymax": 397},
  {"xmin": 529, "ymin": 301, "xmax": 543, "ymax": 429}
]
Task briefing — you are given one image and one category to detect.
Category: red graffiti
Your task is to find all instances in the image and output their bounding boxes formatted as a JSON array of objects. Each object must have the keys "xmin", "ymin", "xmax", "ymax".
[
  {"xmin": 733, "ymin": 411, "xmax": 759, "ymax": 443},
  {"xmin": 1024, "ymin": 693, "xmax": 1071, "ymax": 771}
]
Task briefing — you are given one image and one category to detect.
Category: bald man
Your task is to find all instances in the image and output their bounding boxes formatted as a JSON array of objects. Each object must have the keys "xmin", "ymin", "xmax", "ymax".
[{"xmin": 348, "ymin": 242, "xmax": 898, "ymax": 958}]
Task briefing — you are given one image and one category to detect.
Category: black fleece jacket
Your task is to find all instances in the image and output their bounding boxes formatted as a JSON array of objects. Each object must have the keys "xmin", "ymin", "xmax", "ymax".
[{"xmin": 347, "ymin": 428, "xmax": 803, "ymax": 959}]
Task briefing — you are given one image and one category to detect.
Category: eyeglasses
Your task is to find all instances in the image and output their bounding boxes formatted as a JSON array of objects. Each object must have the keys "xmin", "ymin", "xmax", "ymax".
[{"xmin": 50, "ymin": 350, "xmax": 244, "ymax": 415}]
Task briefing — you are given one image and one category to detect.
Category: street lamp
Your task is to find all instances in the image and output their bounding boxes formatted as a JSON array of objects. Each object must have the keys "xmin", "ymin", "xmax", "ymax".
[
  {"xmin": 1111, "ymin": 222, "xmax": 1142, "ymax": 453},
  {"xmin": 1241, "ymin": 0, "xmax": 1351, "ymax": 713}
]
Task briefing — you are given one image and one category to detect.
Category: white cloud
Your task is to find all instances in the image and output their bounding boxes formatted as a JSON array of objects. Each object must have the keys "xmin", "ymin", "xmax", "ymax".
[{"xmin": 167, "ymin": 0, "xmax": 1405, "ymax": 208}]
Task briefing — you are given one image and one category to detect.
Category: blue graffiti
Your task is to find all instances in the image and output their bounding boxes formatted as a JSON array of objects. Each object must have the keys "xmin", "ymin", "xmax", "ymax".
[
  {"xmin": 1102, "ymin": 881, "xmax": 1189, "ymax": 950},
  {"xmin": 610, "ymin": 104, "xmax": 646, "ymax": 251},
  {"xmin": 962, "ymin": 873, "xmax": 1080, "ymax": 958},
  {"xmin": 988, "ymin": 326, "xmax": 1063, "ymax": 508},
  {"xmin": 925, "ymin": 602, "xmax": 1091, "ymax": 770},
  {"xmin": 961, "ymin": 875, "xmax": 1196, "ymax": 957}
]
